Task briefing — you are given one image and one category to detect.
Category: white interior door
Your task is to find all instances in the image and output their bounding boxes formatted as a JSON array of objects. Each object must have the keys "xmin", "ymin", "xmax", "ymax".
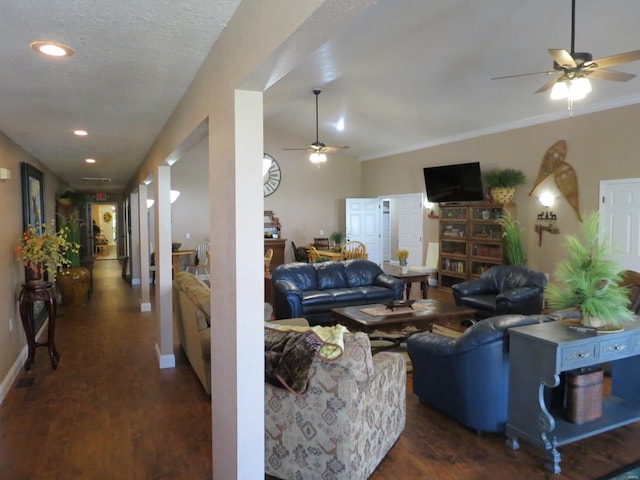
[
  {"xmin": 383, "ymin": 201, "xmax": 391, "ymax": 261},
  {"xmin": 396, "ymin": 194, "xmax": 424, "ymax": 266},
  {"xmin": 600, "ymin": 178, "xmax": 640, "ymax": 271},
  {"xmin": 346, "ymin": 198, "xmax": 382, "ymax": 266}
]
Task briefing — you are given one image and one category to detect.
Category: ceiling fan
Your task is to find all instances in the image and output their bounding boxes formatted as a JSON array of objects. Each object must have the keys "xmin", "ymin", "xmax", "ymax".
[
  {"xmin": 492, "ymin": 0, "xmax": 640, "ymax": 99},
  {"xmin": 284, "ymin": 89, "xmax": 349, "ymax": 163}
]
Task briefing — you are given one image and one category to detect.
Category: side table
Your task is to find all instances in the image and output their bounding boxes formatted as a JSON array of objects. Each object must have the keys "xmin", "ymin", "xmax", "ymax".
[{"xmin": 18, "ymin": 281, "xmax": 59, "ymax": 371}]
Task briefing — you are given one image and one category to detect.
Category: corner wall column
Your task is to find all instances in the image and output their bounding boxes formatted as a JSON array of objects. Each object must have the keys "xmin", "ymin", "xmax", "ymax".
[
  {"xmin": 154, "ymin": 165, "xmax": 175, "ymax": 369},
  {"xmin": 138, "ymin": 183, "xmax": 152, "ymax": 311}
]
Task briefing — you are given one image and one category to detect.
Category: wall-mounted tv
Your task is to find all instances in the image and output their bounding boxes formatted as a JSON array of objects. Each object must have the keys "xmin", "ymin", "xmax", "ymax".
[{"xmin": 423, "ymin": 162, "xmax": 484, "ymax": 203}]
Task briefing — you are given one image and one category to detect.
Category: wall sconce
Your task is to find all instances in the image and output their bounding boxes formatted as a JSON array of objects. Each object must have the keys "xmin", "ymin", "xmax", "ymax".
[
  {"xmin": 146, "ymin": 190, "xmax": 180, "ymax": 208},
  {"xmin": 535, "ymin": 192, "xmax": 560, "ymax": 246},
  {"xmin": 0, "ymin": 168, "xmax": 10, "ymax": 181}
]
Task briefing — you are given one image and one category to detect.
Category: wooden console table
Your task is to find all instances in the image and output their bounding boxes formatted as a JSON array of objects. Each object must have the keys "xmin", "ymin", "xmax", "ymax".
[
  {"xmin": 505, "ymin": 319, "xmax": 640, "ymax": 474},
  {"xmin": 18, "ymin": 281, "xmax": 59, "ymax": 371}
]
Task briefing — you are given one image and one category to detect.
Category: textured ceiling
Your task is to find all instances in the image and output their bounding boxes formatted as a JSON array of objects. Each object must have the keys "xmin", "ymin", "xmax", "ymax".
[
  {"xmin": 0, "ymin": 0, "xmax": 241, "ymax": 192},
  {"xmin": 264, "ymin": 0, "xmax": 640, "ymax": 161},
  {"xmin": 1, "ymin": 1, "xmax": 640, "ymax": 193}
]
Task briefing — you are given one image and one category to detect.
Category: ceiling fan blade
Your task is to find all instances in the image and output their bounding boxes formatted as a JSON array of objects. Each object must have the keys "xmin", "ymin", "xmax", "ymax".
[
  {"xmin": 320, "ymin": 145, "xmax": 350, "ymax": 153},
  {"xmin": 591, "ymin": 50, "xmax": 640, "ymax": 69},
  {"xmin": 549, "ymin": 49, "xmax": 576, "ymax": 69},
  {"xmin": 588, "ymin": 69, "xmax": 636, "ymax": 82},
  {"xmin": 535, "ymin": 75, "xmax": 561, "ymax": 94},
  {"xmin": 491, "ymin": 71, "xmax": 555, "ymax": 80}
]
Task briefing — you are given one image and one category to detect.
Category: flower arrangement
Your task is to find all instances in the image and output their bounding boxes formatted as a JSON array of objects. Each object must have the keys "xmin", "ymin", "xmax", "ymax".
[
  {"xmin": 15, "ymin": 220, "xmax": 79, "ymax": 280},
  {"xmin": 396, "ymin": 249, "xmax": 409, "ymax": 266}
]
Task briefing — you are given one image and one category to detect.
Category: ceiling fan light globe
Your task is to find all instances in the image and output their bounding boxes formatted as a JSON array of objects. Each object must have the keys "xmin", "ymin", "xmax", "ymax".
[
  {"xmin": 309, "ymin": 152, "xmax": 327, "ymax": 164},
  {"xmin": 550, "ymin": 81, "xmax": 569, "ymax": 100},
  {"xmin": 567, "ymin": 77, "xmax": 590, "ymax": 100}
]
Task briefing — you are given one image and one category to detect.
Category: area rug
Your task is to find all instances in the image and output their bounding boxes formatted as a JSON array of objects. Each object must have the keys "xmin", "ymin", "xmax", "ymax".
[{"xmin": 598, "ymin": 461, "xmax": 640, "ymax": 480}]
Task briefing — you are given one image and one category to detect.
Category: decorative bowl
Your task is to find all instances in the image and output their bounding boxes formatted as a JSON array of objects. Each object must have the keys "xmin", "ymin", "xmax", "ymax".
[
  {"xmin": 383, "ymin": 299, "xmax": 415, "ymax": 311},
  {"xmin": 171, "ymin": 242, "xmax": 182, "ymax": 252}
]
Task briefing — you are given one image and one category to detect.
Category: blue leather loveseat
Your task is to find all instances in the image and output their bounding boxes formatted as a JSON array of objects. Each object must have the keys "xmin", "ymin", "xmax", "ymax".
[
  {"xmin": 271, "ymin": 259, "xmax": 404, "ymax": 326},
  {"xmin": 407, "ymin": 313, "xmax": 554, "ymax": 433}
]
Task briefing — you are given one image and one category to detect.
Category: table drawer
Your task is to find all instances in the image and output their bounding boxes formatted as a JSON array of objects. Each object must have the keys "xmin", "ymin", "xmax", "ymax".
[
  {"xmin": 561, "ymin": 342, "xmax": 598, "ymax": 369},
  {"xmin": 600, "ymin": 337, "xmax": 631, "ymax": 360},
  {"xmin": 632, "ymin": 333, "xmax": 640, "ymax": 353}
]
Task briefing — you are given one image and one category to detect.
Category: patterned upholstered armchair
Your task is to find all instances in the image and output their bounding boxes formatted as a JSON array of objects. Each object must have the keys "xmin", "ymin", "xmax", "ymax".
[{"xmin": 264, "ymin": 331, "xmax": 406, "ymax": 480}]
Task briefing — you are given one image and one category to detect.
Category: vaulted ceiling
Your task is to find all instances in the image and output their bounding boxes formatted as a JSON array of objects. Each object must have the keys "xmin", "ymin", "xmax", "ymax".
[{"xmin": 2, "ymin": 1, "xmax": 640, "ymax": 192}]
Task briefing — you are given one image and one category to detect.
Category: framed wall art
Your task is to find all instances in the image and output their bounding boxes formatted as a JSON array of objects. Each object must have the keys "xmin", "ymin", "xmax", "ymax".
[{"xmin": 21, "ymin": 162, "xmax": 45, "ymax": 232}]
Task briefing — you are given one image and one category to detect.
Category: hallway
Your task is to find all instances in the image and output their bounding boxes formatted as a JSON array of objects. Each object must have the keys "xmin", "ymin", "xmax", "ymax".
[{"xmin": 0, "ymin": 260, "xmax": 212, "ymax": 479}]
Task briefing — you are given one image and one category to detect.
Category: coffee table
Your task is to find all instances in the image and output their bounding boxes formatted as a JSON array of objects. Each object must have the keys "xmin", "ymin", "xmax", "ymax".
[{"xmin": 331, "ymin": 299, "xmax": 476, "ymax": 335}]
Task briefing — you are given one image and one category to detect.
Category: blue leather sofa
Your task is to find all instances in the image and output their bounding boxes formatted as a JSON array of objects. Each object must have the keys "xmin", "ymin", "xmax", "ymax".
[
  {"xmin": 406, "ymin": 314, "xmax": 554, "ymax": 433},
  {"xmin": 452, "ymin": 265, "xmax": 547, "ymax": 320},
  {"xmin": 271, "ymin": 260, "xmax": 404, "ymax": 326}
]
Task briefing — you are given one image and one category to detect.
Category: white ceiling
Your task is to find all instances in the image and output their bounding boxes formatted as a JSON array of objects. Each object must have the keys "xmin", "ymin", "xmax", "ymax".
[{"xmin": 2, "ymin": 1, "xmax": 640, "ymax": 192}]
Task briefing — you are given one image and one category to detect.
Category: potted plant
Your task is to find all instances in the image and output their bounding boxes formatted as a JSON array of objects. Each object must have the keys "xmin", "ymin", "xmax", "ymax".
[
  {"xmin": 499, "ymin": 211, "xmax": 526, "ymax": 266},
  {"xmin": 56, "ymin": 188, "xmax": 86, "ymax": 207},
  {"xmin": 330, "ymin": 231, "xmax": 345, "ymax": 251},
  {"xmin": 546, "ymin": 212, "xmax": 633, "ymax": 330},
  {"xmin": 56, "ymin": 211, "xmax": 92, "ymax": 305},
  {"xmin": 396, "ymin": 249, "xmax": 409, "ymax": 273},
  {"xmin": 15, "ymin": 220, "xmax": 74, "ymax": 282},
  {"xmin": 482, "ymin": 168, "xmax": 526, "ymax": 203}
]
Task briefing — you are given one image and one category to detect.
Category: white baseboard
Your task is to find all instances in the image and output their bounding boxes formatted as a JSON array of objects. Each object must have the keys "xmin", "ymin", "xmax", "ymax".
[
  {"xmin": 0, "ymin": 319, "xmax": 47, "ymax": 405},
  {"xmin": 155, "ymin": 343, "xmax": 175, "ymax": 369},
  {"xmin": 140, "ymin": 301, "xmax": 152, "ymax": 312}
]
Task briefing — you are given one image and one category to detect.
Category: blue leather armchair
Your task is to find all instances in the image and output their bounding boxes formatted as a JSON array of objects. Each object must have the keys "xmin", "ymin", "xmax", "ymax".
[
  {"xmin": 452, "ymin": 265, "xmax": 547, "ymax": 320},
  {"xmin": 271, "ymin": 259, "xmax": 404, "ymax": 326},
  {"xmin": 406, "ymin": 314, "xmax": 553, "ymax": 433}
]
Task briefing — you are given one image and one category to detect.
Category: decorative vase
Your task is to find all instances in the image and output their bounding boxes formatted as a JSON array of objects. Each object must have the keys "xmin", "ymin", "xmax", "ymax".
[
  {"xmin": 400, "ymin": 260, "xmax": 409, "ymax": 274},
  {"xmin": 490, "ymin": 186, "xmax": 516, "ymax": 204},
  {"xmin": 25, "ymin": 264, "xmax": 44, "ymax": 283},
  {"xmin": 57, "ymin": 267, "xmax": 91, "ymax": 305}
]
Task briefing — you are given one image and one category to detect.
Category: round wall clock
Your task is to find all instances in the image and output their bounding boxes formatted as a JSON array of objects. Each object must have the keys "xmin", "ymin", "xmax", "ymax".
[
  {"xmin": 103, "ymin": 211, "xmax": 113, "ymax": 223},
  {"xmin": 263, "ymin": 153, "xmax": 281, "ymax": 197}
]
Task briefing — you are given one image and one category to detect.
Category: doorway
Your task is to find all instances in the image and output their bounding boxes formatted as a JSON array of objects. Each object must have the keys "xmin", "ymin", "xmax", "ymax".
[{"xmin": 92, "ymin": 203, "xmax": 117, "ymax": 259}]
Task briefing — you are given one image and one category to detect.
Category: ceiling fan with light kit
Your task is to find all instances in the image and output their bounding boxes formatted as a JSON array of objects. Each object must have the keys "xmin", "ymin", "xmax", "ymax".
[
  {"xmin": 492, "ymin": 0, "xmax": 640, "ymax": 103},
  {"xmin": 284, "ymin": 89, "xmax": 349, "ymax": 164}
]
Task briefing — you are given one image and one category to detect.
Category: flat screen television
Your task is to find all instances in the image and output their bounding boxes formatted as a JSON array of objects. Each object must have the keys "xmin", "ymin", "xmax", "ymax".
[{"xmin": 423, "ymin": 162, "xmax": 484, "ymax": 203}]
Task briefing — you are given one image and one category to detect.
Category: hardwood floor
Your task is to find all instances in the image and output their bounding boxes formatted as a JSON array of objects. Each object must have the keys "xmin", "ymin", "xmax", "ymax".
[{"xmin": 1, "ymin": 263, "xmax": 639, "ymax": 479}]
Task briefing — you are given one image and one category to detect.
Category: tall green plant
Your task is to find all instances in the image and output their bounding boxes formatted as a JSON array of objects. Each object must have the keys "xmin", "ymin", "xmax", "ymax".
[
  {"xmin": 499, "ymin": 211, "xmax": 526, "ymax": 266},
  {"xmin": 546, "ymin": 211, "xmax": 632, "ymax": 328},
  {"xmin": 57, "ymin": 211, "xmax": 82, "ymax": 268}
]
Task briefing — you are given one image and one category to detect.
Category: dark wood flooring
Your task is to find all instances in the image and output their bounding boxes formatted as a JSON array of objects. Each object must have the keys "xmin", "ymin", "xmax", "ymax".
[{"xmin": 0, "ymin": 261, "xmax": 638, "ymax": 479}]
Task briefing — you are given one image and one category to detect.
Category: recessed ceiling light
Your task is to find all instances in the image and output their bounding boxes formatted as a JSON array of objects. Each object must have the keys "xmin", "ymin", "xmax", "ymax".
[
  {"xmin": 73, "ymin": 130, "xmax": 88, "ymax": 136},
  {"xmin": 30, "ymin": 41, "xmax": 74, "ymax": 57},
  {"xmin": 85, "ymin": 158, "xmax": 96, "ymax": 164}
]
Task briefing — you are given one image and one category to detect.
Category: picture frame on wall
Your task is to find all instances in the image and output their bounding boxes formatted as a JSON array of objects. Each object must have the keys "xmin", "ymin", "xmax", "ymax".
[
  {"xmin": 21, "ymin": 162, "xmax": 45, "ymax": 232},
  {"xmin": 20, "ymin": 162, "xmax": 48, "ymax": 331}
]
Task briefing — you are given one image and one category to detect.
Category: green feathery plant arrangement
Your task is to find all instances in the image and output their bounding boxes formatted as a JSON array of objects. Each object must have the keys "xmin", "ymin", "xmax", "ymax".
[
  {"xmin": 56, "ymin": 211, "xmax": 83, "ymax": 268},
  {"xmin": 499, "ymin": 211, "xmax": 526, "ymax": 266},
  {"xmin": 546, "ymin": 211, "xmax": 632, "ymax": 328}
]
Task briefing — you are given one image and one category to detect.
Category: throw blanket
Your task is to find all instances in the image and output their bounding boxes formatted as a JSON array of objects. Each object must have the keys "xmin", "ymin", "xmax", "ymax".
[{"xmin": 265, "ymin": 325, "xmax": 347, "ymax": 394}]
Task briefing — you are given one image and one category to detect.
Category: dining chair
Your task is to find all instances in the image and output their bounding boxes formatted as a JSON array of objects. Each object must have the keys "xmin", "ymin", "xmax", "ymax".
[
  {"xmin": 186, "ymin": 241, "xmax": 211, "ymax": 281},
  {"xmin": 264, "ymin": 248, "xmax": 274, "ymax": 274},
  {"xmin": 313, "ymin": 237, "xmax": 330, "ymax": 249},
  {"xmin": 341, "ymin": 240, "xmax": 368, "ymax": 260},
  {"xmin": 307, "ymin": 245, "xmax": 322, "ymax": 263}
]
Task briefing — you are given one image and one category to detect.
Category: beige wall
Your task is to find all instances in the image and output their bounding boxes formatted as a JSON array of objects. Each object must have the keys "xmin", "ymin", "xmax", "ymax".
[
  {"xmin": 264, "ymin": 126, "xmax": 361, "ymax": 247},
  {"xmin": 0, "ymin": 130, "xmax": 63, "ymax": 397},
  {"xmin": 362, "ymin": 103, "xmax": 640, "ymax": 279}
]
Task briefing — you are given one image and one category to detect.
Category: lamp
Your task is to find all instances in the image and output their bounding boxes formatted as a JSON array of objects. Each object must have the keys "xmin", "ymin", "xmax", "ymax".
[
  {"xmin": 535, "ymin": 191, "xmax": 559, "ymax": 246},
  {"xmin": 146, "ymin": 190, "xmax": 180, "ymax": 208},
  {"xmin": 309, "ymin": 152, "xmax": 327, "ymax": 164},
  {"xmin": 550, "ymin": 76, "xmax": 592, "ymax": 101}
]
